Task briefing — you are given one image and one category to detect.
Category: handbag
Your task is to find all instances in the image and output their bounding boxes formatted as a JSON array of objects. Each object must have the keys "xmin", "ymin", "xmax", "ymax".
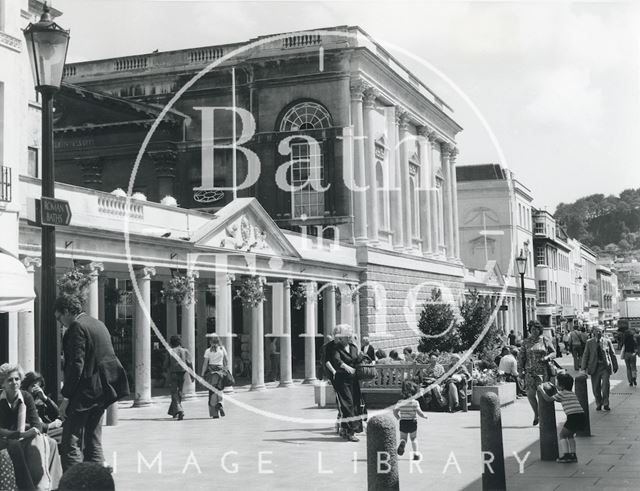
[
  {"xmin": 355, "ymin": 355, "xmax": 377, "ymax": 381},
  {"xmin": 546, "ymin": 359, "xmax": 562, "ymax": 379}
]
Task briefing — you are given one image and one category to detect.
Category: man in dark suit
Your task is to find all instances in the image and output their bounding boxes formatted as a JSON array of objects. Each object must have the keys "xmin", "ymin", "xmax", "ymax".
[
  {"xmin": 361, "ymin": 336, "xmax": 375, "ymax": 361},
  {"xmin": 54, "ymin": 294, "xmax": 129, "ymax": 471},
  {"xmin": 581, "ymin": 326, "xmax": 618, "ymax": 411}
]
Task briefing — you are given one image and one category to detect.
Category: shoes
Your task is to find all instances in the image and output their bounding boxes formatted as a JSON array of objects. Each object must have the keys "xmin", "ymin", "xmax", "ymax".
[
  {"xmin": 218, "ymin": 404, "xmax": 226, "ymax": 417},
  {"xmin": 177, "ymin": 412, "xmax": 184, "ymax": 421},
  {"xmin": 556, "ymin": 454, "xmax": 574, "ymax": 463},
  {"xmin": 569, "ymin": 453, "xmax": 578, "ymax": 463},
  {"xmin": 532, "ymin": 417, "xmax": 539, "ymax": 426},
  {"xmin": 596, "ymin": 405, "xmax": 602, "ymax": 411},
  {"xmin": 413, "ymin": 452, "xmax": 422, "ymax": 461},
  {"xmin": 604, "ymin": 405, "xmax": 610, "ymax": 411},
  {"xmin": 347, "ymin": 434, "xmax": 359, "ymax": 442},
  {"xmin": 397, "ymin": 441, "xmax": 406, "ymax": 456}
]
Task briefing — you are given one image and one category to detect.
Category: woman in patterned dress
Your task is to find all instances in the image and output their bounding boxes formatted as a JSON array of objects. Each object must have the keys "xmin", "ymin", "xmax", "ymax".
[{"xmin": 518, "ymin": 321, "xmax": 557, "ymax": 426}]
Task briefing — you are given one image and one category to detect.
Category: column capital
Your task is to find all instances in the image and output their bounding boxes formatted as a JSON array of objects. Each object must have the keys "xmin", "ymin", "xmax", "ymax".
[
  {"xmin": 428, "ymin": 131, "xmax": 440, "ymax": 147},
  {"xmin": 225, "ymin": 273, "xmax": 236, "ymax": 285},
  {"xmin": 350, "ymin": 78, "xmax": 368, "ymax": 101},
  {"xmin": 86, "ymin": 262, "xmax": 104, "ymax": 276},
  {"xmin": 449, "ymin": 146, "xmax": 459, "ymax": 162},
  {"xmin": 363, "ymin": 87, "xmax": 378, "ymax": 108},
  {"xmin": 394, "ymin": 108, "xmax": 409, "ymax": 129},
  {"xmin": 135, "ymin": 266, "xmax": 156, "ymax": 279},
  {"xmin": 283, "ymin": 278, "xmax": 293, "ymax": 289},
  {"xmin": 21, "ymin": 256, "xmax": 41, "ymax": 272},
  {"xmin": 417, "ymin": 125, "xmax": 433, "ymax": 137}
]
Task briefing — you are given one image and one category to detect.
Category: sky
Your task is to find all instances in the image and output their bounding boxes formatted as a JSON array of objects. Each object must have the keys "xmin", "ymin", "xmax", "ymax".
[{"xmin": 50, "ymin": 0, "xmax": 640, "ymax": 211}]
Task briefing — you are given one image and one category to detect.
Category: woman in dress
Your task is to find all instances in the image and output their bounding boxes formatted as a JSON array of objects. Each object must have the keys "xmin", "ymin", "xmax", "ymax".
[
  {"xmin": 201, "ymin": 334, "xmax": 229, "ymax": 419},
  {"xmin": 518, "ymin": 321, "xmax": 557, "ymax": 425},
  {"xmin": 20, "ymin": 372, "xmax": 63, "ymax": 441},
  {"xmin": 323, "ymin": 324, "xmax": 366, "ymax": 442},
  {"xmin": 0, "ymin": 363, "xmax": 62, "ymax": 491}
]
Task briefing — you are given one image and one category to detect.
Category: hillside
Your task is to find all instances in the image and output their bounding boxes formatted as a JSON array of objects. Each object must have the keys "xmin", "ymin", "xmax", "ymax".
[{"xmin": 554, "ymin": 188, "xmax": 640, "ymax": 259}]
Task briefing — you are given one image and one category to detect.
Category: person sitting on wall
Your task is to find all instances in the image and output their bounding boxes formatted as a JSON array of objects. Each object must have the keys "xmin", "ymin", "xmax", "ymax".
[
  {"xmin": 375, "ymin": 349, "xmax": 390, "ymax": 365},
  {"xmin": 389, "ymin": 350, "xmax": 402, "ymax": 364},
  {"xmin": 417, "ymin": 352, "xmax": 447, "ymax": 411},
  {"xmin": 403, "ymin": 347, "xmax": 416, "ymax": 363},
  {"xmin": 20, "ymin": 372, "xmax": 63, "ymax": 442}
]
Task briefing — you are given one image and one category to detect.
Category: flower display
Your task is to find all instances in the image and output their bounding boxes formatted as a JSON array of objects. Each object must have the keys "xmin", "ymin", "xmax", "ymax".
[
  {"xmin": 161, "ymin": 275, "xmax": 195, "ymax": 305},
  {"xmin": 234, "ymin": 275, "xmax": 266, "ymax": 307}
]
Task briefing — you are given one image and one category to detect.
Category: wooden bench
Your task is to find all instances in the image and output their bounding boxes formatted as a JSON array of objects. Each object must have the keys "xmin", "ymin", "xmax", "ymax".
[{"xmin": 360, "ymin": 362, "xmax": 473, "ymax": 410}]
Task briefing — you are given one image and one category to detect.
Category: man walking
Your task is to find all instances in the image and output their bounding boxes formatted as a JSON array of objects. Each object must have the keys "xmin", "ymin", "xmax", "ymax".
[
  {"xmin": 581, "ymin": 326, "xmax": 618, "ymax": 411},
  {"xmin": 570, "ymin": 326, "xmax": 587, "ymax": 371},
  {"xmin": 55, "ymin": 294, "xmax": 129, "ymax": 470}
]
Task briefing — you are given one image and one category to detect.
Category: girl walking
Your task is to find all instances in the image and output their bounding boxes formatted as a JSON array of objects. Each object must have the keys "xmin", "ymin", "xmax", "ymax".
[{"xmin": 201, "ymin": 334, "xmax": 229, "ymax": 419}]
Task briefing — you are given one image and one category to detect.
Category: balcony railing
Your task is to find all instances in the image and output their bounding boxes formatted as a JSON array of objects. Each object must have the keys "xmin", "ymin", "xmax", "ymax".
[{"xmin": 0, "ymin": 166, "xmax": 12, "ymax": 202}]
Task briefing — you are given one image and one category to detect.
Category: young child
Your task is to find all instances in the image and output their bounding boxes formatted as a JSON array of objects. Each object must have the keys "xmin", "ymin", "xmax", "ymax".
[
  {"xmin": 393, "ymin": 381, "xmax": 428, "ymax": 460},
  {"xmin": 537, "ymin": 372, "xmax": 586, "ymax": 463}
]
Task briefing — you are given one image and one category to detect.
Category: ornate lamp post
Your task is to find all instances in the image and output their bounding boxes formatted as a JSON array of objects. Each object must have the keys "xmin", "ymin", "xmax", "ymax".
[
  {"xmin": 515, "ymin": 248, "xmax": 528, "ymax": 337},
  {"xmin": 24, "ymin": 3, "xmax": 70, "ymax": 401}
]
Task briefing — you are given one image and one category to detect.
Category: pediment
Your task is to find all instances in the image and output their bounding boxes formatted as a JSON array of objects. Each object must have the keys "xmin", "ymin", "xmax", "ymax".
[{"xmin": 192, "ymin": 198, "xmax": 300, "ymax": 258}]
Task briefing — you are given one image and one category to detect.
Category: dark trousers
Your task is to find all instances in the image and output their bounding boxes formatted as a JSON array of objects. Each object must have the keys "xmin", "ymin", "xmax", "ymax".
[
  {"xmin": 591, "ymin": 366, "xmax": 611, "ymax": 407},
  {"xmin": 572, "ymin": 347, "xmax": 584, "ymax": 371},
  {"xmin": 168, "ymin": 371, "xmax": 185, "ymax": 416},
  {"xmin": 60, "ymin": 405, "xmax": 105, "ymax": 471},
  {"xmin": 332, "ymin": 373, "xmax": 363, "ymax": 435}
]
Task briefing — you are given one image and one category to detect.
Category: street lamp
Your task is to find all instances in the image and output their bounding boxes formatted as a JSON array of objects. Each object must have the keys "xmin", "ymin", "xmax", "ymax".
[
  {"xmin": 24, "ymin": 3, "xmax": 70, "ymax": 402},
  {"xmin": 516, "ymin": 248, "xmax": 528, "ymax": 337}
]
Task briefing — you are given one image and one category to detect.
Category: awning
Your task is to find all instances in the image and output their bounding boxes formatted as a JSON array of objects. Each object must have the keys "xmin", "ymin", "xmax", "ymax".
[{"xmin": 0, "ymin": 252, "xmax": 36, "ymax": 313}]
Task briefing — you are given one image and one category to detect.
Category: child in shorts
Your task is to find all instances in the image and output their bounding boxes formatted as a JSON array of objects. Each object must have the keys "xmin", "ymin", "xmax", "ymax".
[
  {"xmin": 393, "ymin": 381, "xmax": 428, "ymax": 461},
  {"xmin": 537, "ymin": 372, "xmax": 586, "ymax": 463}
]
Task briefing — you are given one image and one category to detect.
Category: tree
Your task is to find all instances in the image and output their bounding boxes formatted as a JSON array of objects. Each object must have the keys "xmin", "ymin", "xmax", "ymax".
[
  {"xmin": 417, "ymin": 288, "xmax": 461, "ymax": 354},
  {"xmin": 458, "ymin": 290, "xmax": 502, "ymax": 362}
]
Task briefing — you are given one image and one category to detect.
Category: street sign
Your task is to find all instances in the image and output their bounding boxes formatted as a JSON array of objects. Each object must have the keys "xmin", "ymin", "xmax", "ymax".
[{"xmin": 39, "ymin": 197, "xmax": 72, "ymax": 226}]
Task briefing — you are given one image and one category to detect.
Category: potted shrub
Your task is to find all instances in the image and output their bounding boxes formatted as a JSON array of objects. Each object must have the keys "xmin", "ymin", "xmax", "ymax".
[{"xmin": 471, "ymin": 367, "xmax": 517, "ymax": 408}]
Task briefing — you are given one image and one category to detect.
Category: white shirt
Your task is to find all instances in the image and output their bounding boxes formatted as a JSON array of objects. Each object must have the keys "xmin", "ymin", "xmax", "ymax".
[
  {"xmin": 204, "ymin": 346, "xmax": 227, "ymax": 366},
  {"xmin": 498, "ymin": 354, "xmax": 518, "ymax": 376}
]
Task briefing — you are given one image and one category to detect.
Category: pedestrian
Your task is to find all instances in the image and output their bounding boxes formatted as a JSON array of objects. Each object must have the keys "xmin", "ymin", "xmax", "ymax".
[
  {"xmin": 403, "ymin": 347, "xmax": 416, "ymax": 363},
  {"xmin": 537, "ymin": 372, "xmax": 586, "ymax": 463},
  {"xmin": 361, "ymin": 336, "xmax": 375, "ymax": 361},
  {"xmin": 201, "ymin": 333, "xmax": 230, "ymax": 419},
  {"xmin": 55, "ymin": 294, "xmax": 129, "ymax": 471},
  {"xmin": 620, "ymin": 330, "xmax": 638, "ymax": 387},
  {"xmin": 163, "ymin": 335, "xmax": 193, "ymax": 420},
  {"xmin": 581, "ymin": 326, "xmax": 618, "ymax": 411},
  {"xmin": 569, "ymin": 326, "xmax": 587, "ymax": 371},
  {"xmin": 562, "ymin": 330, "xmax": 571, "ymax": 355},
  {"xmin": 518, "ymin": 320, "xmax": 556, "ymax": 426},
  {"xmin": 20, "ymin": 371, "xmax": 63, "ymax": 441},
  {"xmin": 508, "ymin": 330, "xmax": 517, "ymax": 346},
  {"xmin": 323, "ymin": 324, "xmax": 366, "ymax": 442},
  {"xmin": 268, "ymin": 338, "xmax": 280, "ymax": 382},
  {"xmin": 393, "ymin": 381, "xmax": 428, "ymax": 461}
]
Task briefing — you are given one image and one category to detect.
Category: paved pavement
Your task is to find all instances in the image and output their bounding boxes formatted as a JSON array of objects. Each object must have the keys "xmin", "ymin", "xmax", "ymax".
[{"xmin": 101, "ymin": 353, "xmax": 639, "ymax": 490}]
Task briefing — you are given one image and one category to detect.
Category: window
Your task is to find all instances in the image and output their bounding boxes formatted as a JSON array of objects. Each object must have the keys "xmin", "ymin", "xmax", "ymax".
[
  {"xmin": 534, "ymin": 222, "xmax": 545, "ymax": 234},
  {"xmin": 290, "ymin": 141, "xmax": 324, "ymax": 218},
  {"xmin": 280, "ymin": 101, "xmax": 332, "ymax": 132},
  {"xmin": 27, "ymin": 147, "xmax": 38, "ymax": 178},
  {"xmin": 536, "ymin": 246, "xmax": 546, "ymax": 266},
  {"xmin": 538, "ymin": 281, "xmax": 547, "ymax": 303}
]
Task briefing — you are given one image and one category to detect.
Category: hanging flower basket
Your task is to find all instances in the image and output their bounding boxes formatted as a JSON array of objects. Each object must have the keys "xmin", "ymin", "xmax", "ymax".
[
  {"xmin": 161, "ymin": 275, "xmax": 194, "ymax": 305},
  {"xmin": 291, "ymin": 283, "xmax": 307, "ymax": 310},
  {"xmin": 234, "ymin": 275, "xmax": 266, "ymax": 307},
  {"xmin": 57, "ymin": 268, "xmax": 91, "ymax": 303}
]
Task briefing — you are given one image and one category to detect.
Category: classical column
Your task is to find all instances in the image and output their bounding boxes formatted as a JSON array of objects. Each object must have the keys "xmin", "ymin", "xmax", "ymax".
[
  {"xmin": 181, "ymin": 272, "xmax": 198, "ymax": 397},
  {"xmin": 441, "ymin": 143, "xmax": 455, "ymax": 257},
  {"xmin": 196, "ymin": 284, "xmax": 208, "ymax": 370},
  {"xmin": 98, "ymin": 275, "xmax": 106, "ymax": 322},
  {"xmin": 149, "ymin": 150, "xmax": 177, "ymax": 200},
  {"xmin": 76, "ymin": 156, "xmax": 104, "ymax": 190},
  {"xmin": 417, "ymin": 127, "xmax": 433, "ymax": 255},
  {"xmin": 250, "ymin": 295, "xmax": 266, "ymax": 391},
  {"xmin": 350, "ymin": 80, "xmax": 368, "ymax": 244},
  {"xmin": 280, "ymin": 280, "xmax": 293, "ymax": 387},
  {"xmin": 450, "ymin": 147, "xmax": 461, "ymax": 259},
  {"xmin": 133, "ymin": 266, "xmax": 156, "ymax": 407},
  {"xmin": 323, "ymin": 283, "xmax": 337, "ymax": 342},
  {"xmin": 363, "ymin": 87, "xmax": 379, "ymax": 245},
  {"xmin": 86, "ymin": 262, "xmax": 104, "ymax": 319},
  {"xmin": 339, "ymin": 284, "xmax": 354, "ymax": 327},
  {"xmin": 398, "ymin": 111, "xmax": 413, "ymax": 250},
  {"xmin": 303, "ymin": 281, "xmax": 318, "ymax": 384},
  {"xmin": 428, "ymin": 132, "xmax": 441, "ymax": 254},
  {"xmin": 215, "ymin": 272, "xmax": 235, "ymax": 380},
  {"xmin": 166, "ymin": 300, "xmax": 178, "ymax": 340},
  {"xmin": 18, "ymin": 257, "xmax": 40, "ymax": 373},
  {"xmin": 353, "ymin": 287, "xmax": 361, "ymax": 343},
  {"xmin": 390, "ymin": 109, "xmax": 404, "ymax": 250}
]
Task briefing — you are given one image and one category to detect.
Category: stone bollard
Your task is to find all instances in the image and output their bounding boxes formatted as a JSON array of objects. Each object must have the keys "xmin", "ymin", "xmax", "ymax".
[
  {"xmin": 538, "ymin": 393, "xmax": 559, "ymax": 461},
  {"xmin": 574, "ymin": 374, "xmax": 591, "ymax": 437},
  {"xmin": 367, "ymin": 414, "xmax": 399, "ymax": 491},
  {"xmin": 106, "ymin": 403, "xmax": 118, "ymax": 426},
  {"xmin": 480, "ymin": 392, "xmax": 506, "ymax": 491}
]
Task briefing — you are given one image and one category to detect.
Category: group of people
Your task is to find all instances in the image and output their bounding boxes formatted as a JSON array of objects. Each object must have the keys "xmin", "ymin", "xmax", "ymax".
[{"xmin": 0, "ymin": 294, "xmax": 128, "ymax": 490}]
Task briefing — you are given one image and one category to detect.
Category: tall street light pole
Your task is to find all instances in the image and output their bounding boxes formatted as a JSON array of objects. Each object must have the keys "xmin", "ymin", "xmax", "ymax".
[
  {"xmin": 516, "ymin": 248, "xmax": 528, "ymax": 338},
  {"xmin": 24, "ymin": 3, "xmax": 70, "ymax": 402}
]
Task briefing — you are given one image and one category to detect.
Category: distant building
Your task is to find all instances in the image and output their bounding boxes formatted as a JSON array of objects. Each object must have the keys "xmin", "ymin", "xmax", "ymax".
[
  {"xmin": 580, "ymin": 244, "xmax": 600, "ymax": 327},
  {"xmin": 456, "ymin": 163, "xmax": 536, "ymax": 339}
]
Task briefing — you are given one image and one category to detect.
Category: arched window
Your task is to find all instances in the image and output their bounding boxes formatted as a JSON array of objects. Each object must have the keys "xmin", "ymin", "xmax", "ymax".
[
  {"xmin": 279, "ymin": 101, "xmax": 332, "ymax": 132},
  {"xmin": 278, "ymin": 101, "xmax": 333, "ymax": 219}
]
